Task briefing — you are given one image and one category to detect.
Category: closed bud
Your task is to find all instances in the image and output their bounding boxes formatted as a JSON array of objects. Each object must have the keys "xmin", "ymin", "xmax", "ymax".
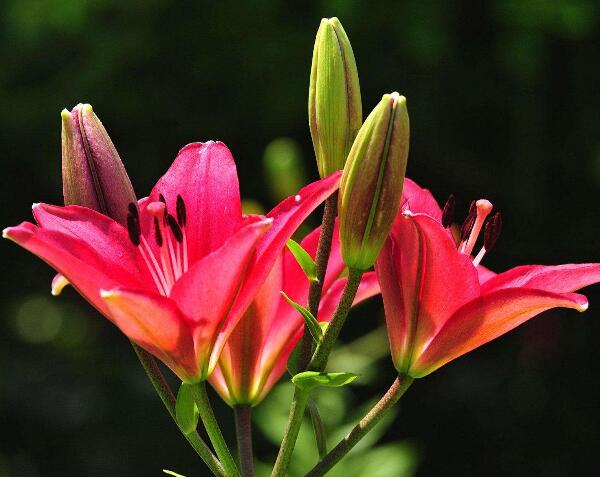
[
  {"xmin": 61, "ymin": 104, "xmax": 135, "ymax": 225},
  {"xmin": 339, "ymin": 92, "xmax": 410, "ymax": 270},
  {"xmin": 309, "ymin": 17, "xmax": 362, "ymax": 178}
]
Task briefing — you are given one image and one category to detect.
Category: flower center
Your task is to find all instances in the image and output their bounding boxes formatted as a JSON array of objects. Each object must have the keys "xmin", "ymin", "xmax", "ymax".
[
  {"xmin": 442, "ymin": 195, "xmax": 502, "ymax": 267},
  {"xmin": 126, "ymin": 194, "xmax": 189, "ymax": 296}
]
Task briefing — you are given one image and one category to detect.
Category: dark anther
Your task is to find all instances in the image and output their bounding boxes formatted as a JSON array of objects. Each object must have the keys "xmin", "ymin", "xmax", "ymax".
[
  {"xmin": 153, "ymin": 217, "xmax": 163, "ymax": 246},
  {"xmin": 167, "ymin": 214, "xmax": 183, "ymax": 243},
  {"xmin": 128, "ymin": 202, "xmax": 139, "ymax": 219},
  {"xmin": 460, "ymin": 201, "xmax": 477, "ymax": 242},
  {"xmin": 484, "ymin": 212, "xmax": 502, "ymax": 252},
  {"xmin": 126, "ymin": 213, "xmax": 141, "ymax": 246},
  {"xmin": 176, "ymin": 194, "xmax": 187, "ymax": 227},
  {"xmin": 442, "ymin": 194, "xmax": 456, "ymax": 228},
  {"xmin": 158, "ymin": 193, "xmax": 168, "ymax": 222}
]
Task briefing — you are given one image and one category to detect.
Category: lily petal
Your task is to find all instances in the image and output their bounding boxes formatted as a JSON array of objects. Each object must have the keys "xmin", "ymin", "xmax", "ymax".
[
  {"xmin": 376, "ymin": 211, "xmax": 479, "ymax": 372},
  {"xmin": 401, "ymin": 178, "xmax": 442, "ymax": 221},
  {"xmin": 318, "ymin": 271, "xmax": 380, "ymax": 323},
  {"xmin": 101, "ymin": 289, "xmax": 199, "ymax": 382},
  {"xmin": 482, "ymin": 263, "xmax": 600, "ymax": 294},
  {"xmin": 169, "ymin": 218, "xmax": 271, "ymax": 378},
  {"xmin": 412, "ymin": 288, "xmax": 589, "ymax": 378},
  {"xmin": 213, "ymin": 172, "xmax": 342, "ymax": 366},
  {"xmin": 146, "ymin": 142, "xmax": 243, "ymax": 264},
  {"xmin": 4, "ymin": 222, "xmax": 142, "ymax": 316},
  {"xmin": 31, "ymin": 203, "xmax": 151, "ymax": 288}
]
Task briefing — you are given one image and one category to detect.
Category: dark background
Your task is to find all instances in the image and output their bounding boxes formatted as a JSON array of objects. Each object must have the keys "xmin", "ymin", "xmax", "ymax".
[{"xmin": 1, "ymin": 1, "xmax": 599, "ymax": 476}]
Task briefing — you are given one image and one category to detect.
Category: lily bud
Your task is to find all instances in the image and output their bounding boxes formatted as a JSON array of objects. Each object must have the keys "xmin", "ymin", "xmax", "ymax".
[
  {"xmin": 339, "ymin": 92, "xmax": 409, "ymax": 270},
  {"xmin": 309, "ymin": 17, "xmax": 362, "ymax": 178},
  {"xmin": 61, "ymin": 104, "xmax": 135, "ymax": 226}
]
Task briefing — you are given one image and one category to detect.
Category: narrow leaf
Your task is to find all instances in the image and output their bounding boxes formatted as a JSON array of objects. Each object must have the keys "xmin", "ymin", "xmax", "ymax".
[
  {"xmin": 281, "ymin": 291, "xmax": 323, "ymax": 344},
  {"xmin": 163, "ymin": 471, "xmax": 187, "ymax": 477},
  {"xmin": 175, "ymin": 383, "xmax": 199, "ymax": 435},
  {"xmin": 292, "ymin": 371, "xmax": 359, "ymax": 392},
  {"xmin": 308, "ymin": 398, "xmax": 327, "ymax": 458},
  {"xmin": 286, "ymin": 239, "xmax": 318, "ymax": 281}
]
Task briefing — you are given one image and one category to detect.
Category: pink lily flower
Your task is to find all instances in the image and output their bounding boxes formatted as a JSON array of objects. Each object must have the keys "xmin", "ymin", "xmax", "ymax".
[
  {"xmin": 376, "ymin": 179, "xmax": 600, "ymax": 378},
  {"xmin": 209, "ymin": 222, "xmax": 380, "ymax": 406},
  {"xmin": 4, "ymin": 141, "xmax": 341, "ymax": 383}
]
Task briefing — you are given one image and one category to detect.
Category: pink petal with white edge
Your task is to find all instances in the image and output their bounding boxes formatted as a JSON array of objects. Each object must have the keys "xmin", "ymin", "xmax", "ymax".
[
  {"xmin": 101, "ymin": 288, "xmax": 199, "ymax": 382},
  {"xmin": 412, "ymin": 288, "xmax": 589, "ymax": 378}
]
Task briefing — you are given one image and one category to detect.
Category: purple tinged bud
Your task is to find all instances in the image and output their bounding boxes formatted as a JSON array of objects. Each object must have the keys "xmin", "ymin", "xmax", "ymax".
[
  {"xmin": 61, "ymin": 104, "xmax": 136, "ymax": 225},
  {"xmin": 339, "ymin": 92, "xmax": 410, "ymax": 270}
]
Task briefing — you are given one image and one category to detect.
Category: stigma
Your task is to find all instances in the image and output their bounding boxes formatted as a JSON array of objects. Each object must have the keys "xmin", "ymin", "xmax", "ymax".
[
  {"xmin": 126, "ymin": 194, "xmax": 189, "ymax": 296},
  {"xmin": 446, "ymin": 197, "xmax": 502, "ymax": 267}
]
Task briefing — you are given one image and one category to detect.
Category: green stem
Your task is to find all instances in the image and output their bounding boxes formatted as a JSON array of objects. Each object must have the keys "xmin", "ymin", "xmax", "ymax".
[
  {"xmin": 304, "ymin": 375, "xmax": 414, "ymax": 477},
  {"xmin": 298, "ymin": 192, "xmax": 338, "ymax": 370},
  {"xmin": 234, "ymin": 405, "xmax": 255, "ymax": 477},
  {"xmin": 191, "ymin": 381, "xmax": 240, "ymax": 477},
  {"xmin": 131, "ymin": 343, "xmax": 226, "ymax": 477},
  {"xmin": 271, "ymin": 269, "xmax": 363, "ymax": 477},
  {"xmin": 309, "ymin": 268, "xmax": 363, "ymax": 371},
  {"xmin": 271, "ymin": 388, "xmax": 310, "ymax": 477}
]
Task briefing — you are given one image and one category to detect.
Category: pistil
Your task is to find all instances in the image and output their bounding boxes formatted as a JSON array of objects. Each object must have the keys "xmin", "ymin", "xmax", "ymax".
[{"xmin": 461, "ymin": 199, "xmax": 492, "ymax": 255}]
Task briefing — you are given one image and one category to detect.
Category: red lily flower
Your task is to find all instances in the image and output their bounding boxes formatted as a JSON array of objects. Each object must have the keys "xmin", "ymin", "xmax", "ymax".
[
  {"xmin": 4, "ymin": 141, "xmax": 341, "ymax": 382},
  {"xmin": 376, "ymin": 179, "xmax": 600, "ymax": 378},
  {"xmin": 209, "ymin": 222, "xmax": 380, "ymax": 406}
]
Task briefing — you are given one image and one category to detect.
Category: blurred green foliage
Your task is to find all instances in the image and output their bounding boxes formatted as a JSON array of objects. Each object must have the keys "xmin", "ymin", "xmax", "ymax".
[{"xmin": 1, "ymin": 1, "xmax": 600, "ymax": 476}]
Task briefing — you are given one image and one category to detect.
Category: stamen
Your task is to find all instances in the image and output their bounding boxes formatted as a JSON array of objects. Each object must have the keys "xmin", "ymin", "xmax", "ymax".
[
  {"xmin": 128, "ymin": 202, "xmax": 139, "ymax": 219},
  {"xmin": 442, "ymin": 194, "xmax": 456, "ymax": 228},
  {"xmin": 463, "ymin": 199, "xmax": 493, "ymax": 256},
  {"xmin": 167, "ymin": 214, "xmax": 183, "ymax": 243},
  {"xmin": 126, "ymin": 208, "xmax": 141, "ymax": 246},
  {"xmin": 459, "ymin": 201, "xmax": 477, "ymax": 247},
  {"xmin": 484, "ymin": 212, "xmax": 502, "ymax": 252},
  {"xmin": 176, "ymin": 195, "xmax": 187, "ymax": 227},
  {"xmin": 153, "ymin": 217, "xmax": 163, "ymax": 246}
]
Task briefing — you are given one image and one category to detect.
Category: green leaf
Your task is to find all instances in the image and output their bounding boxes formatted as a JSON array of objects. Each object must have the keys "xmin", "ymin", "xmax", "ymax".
[
  {"xmin": 175, "ymin": 383, "xmax": 199, "ymax": 435},
  {"xmin": 286, "ymin": 239, "xmax": 317, "ymax": 281},
  {"xmin": 281, "ymin": 291, "xmax": 323, "ymax": 344},
  {"xmin": 163, "ymin": 470, "xmax": 187, "ymax": 477},
  {"xmin": 308, "ymin": 398, "xmax": 328, "ymax": 459},
  {"xmin": 292, "ymin": 371, "xmax": 359, "ymax": 392}
]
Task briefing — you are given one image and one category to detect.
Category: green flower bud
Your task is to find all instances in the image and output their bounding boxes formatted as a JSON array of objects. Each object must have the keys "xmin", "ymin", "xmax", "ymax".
[
  {"xmin": 309, "ymin": 17, "xmax": 362, "ymax": 178},
  {"xmin": 61, "ymin": 104, "xmax": 135, "ymax": 226},
  {"xmin": 339, "ymin": 92, "xmax": 409, "ymax": 270}
]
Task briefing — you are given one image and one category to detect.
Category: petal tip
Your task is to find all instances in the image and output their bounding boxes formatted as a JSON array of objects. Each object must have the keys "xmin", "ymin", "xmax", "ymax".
[
  {"xmin": 2, "ymin": 227, "xmax": 10, "ymax": 239},
  {"xmin": 578, "ymin": 300, "xmax": 589, "ymax": 312},
  {"xmin": 51, "ymin": 274, "xmax": 70, "ymax": 296}
]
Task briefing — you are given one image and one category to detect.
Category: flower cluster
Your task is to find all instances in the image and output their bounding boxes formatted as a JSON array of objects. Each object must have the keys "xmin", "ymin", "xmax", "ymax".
[{"xmin": 4, "ymin": 17, "xmax": 599, "ymax": 477}]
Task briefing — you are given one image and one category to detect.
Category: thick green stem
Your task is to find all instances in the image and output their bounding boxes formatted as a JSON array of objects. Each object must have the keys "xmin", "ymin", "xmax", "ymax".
[
  {"xmin": 271, "ymin": 269, "xmax": 363, "ymax": 477},
  {"xmin": 191, "ymin": 381, "xmax": 240, "ymax": 477},
  {"xmin": 131, "ymin": 344, "xmax": 226, "ymax": 477},
  {"xmin": 234, "ymin": 405, "xmax": 255, "ymax": 477},
  {"xmin": 304, "ymin": 375, "xmax": 414, "ymax": 476},
  {"xmin": 298, "ymin": 192, "xmax": 338, "ymax": 370}
]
